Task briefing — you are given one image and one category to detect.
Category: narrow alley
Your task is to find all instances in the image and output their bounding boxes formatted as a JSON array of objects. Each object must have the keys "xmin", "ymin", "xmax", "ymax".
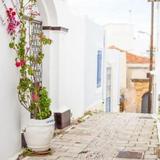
[{"xmin": 24, "ymin": 112, "xmax": 159, "ymax": 160}]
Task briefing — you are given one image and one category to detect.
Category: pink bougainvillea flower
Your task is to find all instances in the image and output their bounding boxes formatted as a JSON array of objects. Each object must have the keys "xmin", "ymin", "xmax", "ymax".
[
  {"xmin": 20, "ymin": 60, "xmax": 26, "ymax": 66},
  {"xmin": 8, "ymin": 23, "xmax": 15, "ymax": 32},
  {"xmin": 16, "ymin": 21, "xmax": 20, "ymax": 26},
  {"xmin": 15, "ymin": 61, "xmax": 21, "ymax": 67},
  {"xmin": 6, "ymin": 10, "xmax": 10, "ymax": 15},
  {"xmin": 9, "ymin": 8, "xmax": 13, "ymax": 12},
  {"xmin": 32, "ymin": 93, "xmax": 39, "ymax": 102},
  {"xmin": 15, "ymin": 60, "xmax": 26, "ymax": 67},
  {"xmin": 12, "ymin": 12, "xmax": 16, "ymax": 16},
  {"xmin": 6, "ymin": 8, "xmax": 20, "ymax": 35}
]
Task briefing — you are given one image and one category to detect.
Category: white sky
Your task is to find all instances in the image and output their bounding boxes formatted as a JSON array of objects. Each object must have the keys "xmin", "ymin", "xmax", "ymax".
[{"xmin": 67, "ymin": 0, "xmax": 153, "ymax": 33}]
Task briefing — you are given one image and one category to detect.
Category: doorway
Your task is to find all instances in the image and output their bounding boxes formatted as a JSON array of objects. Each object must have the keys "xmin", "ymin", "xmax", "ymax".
[
  {"xmin": 106, "ymin": 67, "xmax": 112, "ymax": 112},
  {"xmin": 141, "ymin": 92, "xmax": 149, "ymax": 113}
]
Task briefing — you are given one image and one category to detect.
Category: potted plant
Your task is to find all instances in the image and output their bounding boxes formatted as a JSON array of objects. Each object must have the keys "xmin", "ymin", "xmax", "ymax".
[{"xmin": 6, "ymin": 0, "xmax": 54, "ymax": 152}]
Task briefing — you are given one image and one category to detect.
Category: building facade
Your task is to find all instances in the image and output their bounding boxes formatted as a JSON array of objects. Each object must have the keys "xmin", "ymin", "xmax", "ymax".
[{"xmin": 104, "ymin": 48, "xmax": 125, "ymax": 113}]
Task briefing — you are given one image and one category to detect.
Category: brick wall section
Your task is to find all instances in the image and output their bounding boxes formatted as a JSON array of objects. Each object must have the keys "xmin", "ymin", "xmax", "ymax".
[{"xmin": 132, "ymin": 79, "xmax": 149, "ymax": 113}]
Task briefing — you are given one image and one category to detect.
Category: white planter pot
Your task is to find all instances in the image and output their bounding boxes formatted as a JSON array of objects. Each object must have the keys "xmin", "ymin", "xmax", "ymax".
[{"xmin": 24, "ymin": 116, "xmax": 55, "ymax": 152}]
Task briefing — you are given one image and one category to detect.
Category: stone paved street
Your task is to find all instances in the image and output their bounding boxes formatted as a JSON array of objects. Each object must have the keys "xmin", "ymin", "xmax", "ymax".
[{"xmin": 24, "ymin": 113, "xmax": 159, "ymax": 160}]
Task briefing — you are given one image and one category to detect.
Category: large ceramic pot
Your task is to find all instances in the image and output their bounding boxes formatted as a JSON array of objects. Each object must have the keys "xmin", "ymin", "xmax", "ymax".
[{"xmin": 24, "ymin": 116, "xmax": 55, "ymax": 152}]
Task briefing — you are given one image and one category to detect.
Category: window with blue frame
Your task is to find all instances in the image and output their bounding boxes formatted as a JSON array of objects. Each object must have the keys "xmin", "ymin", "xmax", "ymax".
[{"xmin": 97, "ymin": 50, "xmax": 102, "ymax": 88}]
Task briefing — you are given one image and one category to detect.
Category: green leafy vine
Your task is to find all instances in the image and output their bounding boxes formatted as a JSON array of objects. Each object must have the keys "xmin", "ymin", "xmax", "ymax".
[{"xmin": 7, "ymin": 0, "xmax": 52, "ymax": 119}]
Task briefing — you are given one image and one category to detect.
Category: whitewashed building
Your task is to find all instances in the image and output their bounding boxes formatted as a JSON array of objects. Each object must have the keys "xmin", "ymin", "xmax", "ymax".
[
  {"xmin": 105, "ymin": 23, "xmax": 151, "ymax": 57},
  {"xmin": 0, "ymin": 0, "xmax": 105, "ymax": 159},
  {"xmin": 104, "ymin": 23, "xmax": 150, "ymax": 114},
  {"xmin": 104, "ymin": 48, "xmax": 125, "ymax": 113},
  {"xmin": 104, "ymin": 24, "xmax": 134, "ymax": 113},
  {"xmin": 105, "ymin": 23, "xmax": 134, "ymax": 52}
]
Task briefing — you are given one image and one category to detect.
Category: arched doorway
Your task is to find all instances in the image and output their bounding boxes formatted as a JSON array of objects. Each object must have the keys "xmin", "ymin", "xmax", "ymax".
[
  {"xmin": 37, "ymin": 0, "xmax": 57, "ymax": 25},
  {"xmin": 132, "ymin": 79, "xmax": 149, "ymax": 112},
  {"xmin": 141, "ymin": 92, "xmax": 149, "ymax": 113}
]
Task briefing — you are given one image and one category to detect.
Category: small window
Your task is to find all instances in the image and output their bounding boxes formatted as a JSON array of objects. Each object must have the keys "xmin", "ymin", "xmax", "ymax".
[{"xmin": 97, "ymin": 50, "xmax": 102, "ymax": 88}]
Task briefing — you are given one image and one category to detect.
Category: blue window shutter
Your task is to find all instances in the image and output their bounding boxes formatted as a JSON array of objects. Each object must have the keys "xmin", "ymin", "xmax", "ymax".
[{"xmin": 97, "ymin": 50, "xmax": 102, "ymax": 88}]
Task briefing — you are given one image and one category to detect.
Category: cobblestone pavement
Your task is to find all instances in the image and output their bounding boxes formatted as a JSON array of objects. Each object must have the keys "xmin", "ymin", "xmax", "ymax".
[{"xmin": 24, "ymin": 113, "xmax": 159, "ymax": 160}]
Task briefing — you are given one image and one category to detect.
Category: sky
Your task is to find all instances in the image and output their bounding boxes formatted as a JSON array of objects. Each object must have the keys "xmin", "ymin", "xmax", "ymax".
[{"xmin": 67, "ymin": 0, "xmax": 152, "ymax": 33}]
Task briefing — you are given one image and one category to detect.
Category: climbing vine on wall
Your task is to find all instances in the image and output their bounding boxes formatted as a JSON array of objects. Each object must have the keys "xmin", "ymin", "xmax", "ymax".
[{"xmin": 1, "ymin": 0, "xmax": 53, "ymax": 120}]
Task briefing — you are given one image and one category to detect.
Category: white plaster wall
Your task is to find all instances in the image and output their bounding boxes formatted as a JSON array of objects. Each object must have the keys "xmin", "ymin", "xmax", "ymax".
[
  {"xmin": 84, "ymin": 18, "xmax": 104, "ymax": 110},
  {"xmin": 54, "ymin": 1, "xmax": 104, "ymax": 117},
  {"xmin": 105, "ymin": 24, "xmax": 134, "ymax": 52},
  {"xmin": 42, "ymin": 31, "xmax": 59, "ymax": 113},
  {"xmin": 120, "ymin": 52, "xmax": 127, "ymax": 89},
  {"xmin": 0, "ymin": 20, "xmax": 21, "ymax": 160},
  {"xmin": 106, "ymin": 50, "xmax": 122, "ymax": 112},
  {"xmin": 106, "ymin": 49, "xmax": 126, "ymax": 91},
  {"xmin": 58, "ymin": 18, "xmax": 86, "ymax": 118},
  {"xmin": 154, "ymin": 53, "xmax": 160, "ymax": 114},
  {"xmin": 127, "ymin": 66, "xmax": 149, "ymax": 80},
  {"xmin": 54, "ymin": 0, "xmax": 86, "ymax": 118},
  {"xmin": 133, "ymin": 32, "xmax": 150, "ymax": 55}
]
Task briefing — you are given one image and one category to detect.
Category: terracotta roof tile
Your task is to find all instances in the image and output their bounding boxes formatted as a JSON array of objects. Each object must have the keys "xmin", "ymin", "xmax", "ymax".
[
  {"xmin": 126, "ymin": 53, "xmax": 150, "ymax": 64},
  {"xmin": 108, "ymin": 45, "xmax": 150, "ymax": 64}
]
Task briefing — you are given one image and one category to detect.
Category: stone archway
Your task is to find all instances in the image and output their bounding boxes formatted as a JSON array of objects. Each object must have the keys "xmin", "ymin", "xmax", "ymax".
[
  {"xmin": 132, "ymin": 79, "xmax": 149, "ymax": 113},
  {"xmin": 37, "ymin": 0, "xmax": 58, "ymax": 26}
]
